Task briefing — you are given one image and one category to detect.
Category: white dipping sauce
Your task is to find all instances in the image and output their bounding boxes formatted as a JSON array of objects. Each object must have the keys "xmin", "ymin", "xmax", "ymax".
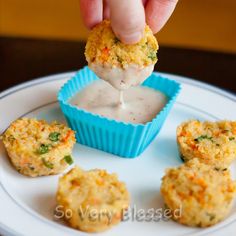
[
  {"xmin": 89, "ymin": 63, "xmax": 154, "ymax": 90},
  {"xmin": 70, "ymin": 80, "xmax": 167, "ymax": 124}
]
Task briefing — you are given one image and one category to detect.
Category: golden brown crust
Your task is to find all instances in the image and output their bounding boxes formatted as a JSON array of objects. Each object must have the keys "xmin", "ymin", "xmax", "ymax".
[
  {"xmin": 85, "ymin": 20, "xmax": 158, "ymax": 68},
  {"xmin": 177, "ymin": 120, "xmax": 236, "ymax": 169},
  {"xmin": 57, "ymin": 166, "xmax": 130, "ymax": 232},
  {"xmin": 1, "ymin": 118, "xmax": 76, "ymax": 177},
  {"xmin": 161, "ymin": 159, "xmax": 236, "ymax": 227}
]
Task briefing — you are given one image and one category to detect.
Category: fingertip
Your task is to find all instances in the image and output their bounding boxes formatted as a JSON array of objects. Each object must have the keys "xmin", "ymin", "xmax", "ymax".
[
  {"xmin": 118, "ymin": 31, "xmax": 143, "ymax": 44},
  {"xmin": 108, "ymin": 0, "xmax": 145, "ymax": 44}
]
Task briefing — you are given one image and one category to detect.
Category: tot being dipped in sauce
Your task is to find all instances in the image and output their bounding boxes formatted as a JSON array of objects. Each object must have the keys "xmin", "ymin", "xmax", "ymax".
[
  {"xmin": 79, "ymin": 20, "xmax": 165, "ymax": 124},
  {"xmin": 85, "ymin": 20, "xmax": 158, "ymax": 107},
  {"xmin": 85, "ymin": 20, "xmax": 158, "ymax": 90}
]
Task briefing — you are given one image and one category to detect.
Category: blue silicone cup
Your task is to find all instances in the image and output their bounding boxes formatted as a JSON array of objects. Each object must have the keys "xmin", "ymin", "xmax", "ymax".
[{"xmin": 58, "ymin": 66, "xmax": 181, "ymax": 158}]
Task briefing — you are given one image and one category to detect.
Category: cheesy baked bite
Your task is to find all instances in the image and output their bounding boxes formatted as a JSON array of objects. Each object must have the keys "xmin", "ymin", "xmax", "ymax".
[
  {"xmin": 85, "ymin": 20, "xmax": 158, "ymax": 90},
  {"xmin": 56, "ymin": 166, "xmax": 130, "ymax": 232},
  {"xmin": 177, "ymin": 120, "xmax": 236, "ymax": 170},
  {"xmin": 1, "ymin": 118, "xmax": 76, "ymax": 177},
  {"xmin": 161, "ymin": 158, "xmax": 236, "ymax": 227}
]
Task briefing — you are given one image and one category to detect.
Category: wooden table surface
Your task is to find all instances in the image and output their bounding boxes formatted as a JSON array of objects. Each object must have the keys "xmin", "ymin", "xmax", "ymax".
[{"xmin": 1, "ymin": 37, "xmax": 236, "ymax": 93}]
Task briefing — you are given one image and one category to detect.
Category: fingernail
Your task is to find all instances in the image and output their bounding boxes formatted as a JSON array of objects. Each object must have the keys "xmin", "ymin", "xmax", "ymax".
[{"xmin": 120, "ymin": 31, "xmax": 143, "ymax": 44}]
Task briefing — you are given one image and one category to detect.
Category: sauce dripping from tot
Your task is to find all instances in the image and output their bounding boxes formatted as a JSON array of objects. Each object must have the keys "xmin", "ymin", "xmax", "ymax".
[{"xmin": 119, "ymin": 91, "xmax": 125, "ymax": 108}]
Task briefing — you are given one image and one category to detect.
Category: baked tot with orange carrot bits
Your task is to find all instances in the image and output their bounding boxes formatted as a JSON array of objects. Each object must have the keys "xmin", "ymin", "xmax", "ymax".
[
  {"xmin": 56, "ymin": 166, "xmax": 130, "ymax": 232},
  {"xmin": 1, "ymin": 118, "xmax": 75, "ymax": 177},
  {"xmin": 177, "ymin": 120, "xmax": 236, "ymax": 170},
  {"xmin": 161, "ymin": 158, "xmax": 236, "ymax": 227},
  {"xmin": 85, "ymin": 20, "xmax": 158, "ymax": 90}
]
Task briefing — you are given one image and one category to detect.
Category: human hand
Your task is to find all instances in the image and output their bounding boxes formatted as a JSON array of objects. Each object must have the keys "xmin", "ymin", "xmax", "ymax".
[{"xmin": 80, "ymin": 0, "xmax": 178, "ymax": 44}]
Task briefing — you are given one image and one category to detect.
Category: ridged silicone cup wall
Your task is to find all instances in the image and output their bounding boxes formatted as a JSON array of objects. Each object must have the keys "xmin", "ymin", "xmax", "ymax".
[{"xmin": 58, "ymin": 66, "xmax": 181, "ymax": 158}]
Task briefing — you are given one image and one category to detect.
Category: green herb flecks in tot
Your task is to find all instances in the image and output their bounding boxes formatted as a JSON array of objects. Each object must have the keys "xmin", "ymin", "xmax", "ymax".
[
  {"xmin": 64, "ymin": 155, "xmax": 74, "ymax": 165},
  {"xmin": 49, "ymin": 132, "xmax": 60, "ymax": 142}
]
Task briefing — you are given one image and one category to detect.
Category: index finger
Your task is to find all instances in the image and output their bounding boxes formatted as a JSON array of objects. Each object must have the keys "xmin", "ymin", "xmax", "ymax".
[
  {"xmin": 80, "ymin": 0, "xmax": 103, "ymax": 29},
  {"xmin": 145, "ymin": 0, "xmax": 178, "ymax": 33}
]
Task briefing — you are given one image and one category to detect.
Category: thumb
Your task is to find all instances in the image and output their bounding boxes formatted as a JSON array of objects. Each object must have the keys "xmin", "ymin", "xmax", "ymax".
[{"xmin": 107, "ymin": 0, "xmax": 145, "ymax": 44}]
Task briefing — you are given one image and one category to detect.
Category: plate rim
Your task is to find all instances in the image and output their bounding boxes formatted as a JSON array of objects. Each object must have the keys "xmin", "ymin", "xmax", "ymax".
[{"xmin": 0, "ymin": 71, "xmax": 235, "ymax": 101}]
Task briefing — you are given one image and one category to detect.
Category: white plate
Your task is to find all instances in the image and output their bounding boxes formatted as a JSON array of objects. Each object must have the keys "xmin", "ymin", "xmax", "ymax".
[{"xmin": 0, "ymin": 72, "xmax": 235, "ymax": 236}]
